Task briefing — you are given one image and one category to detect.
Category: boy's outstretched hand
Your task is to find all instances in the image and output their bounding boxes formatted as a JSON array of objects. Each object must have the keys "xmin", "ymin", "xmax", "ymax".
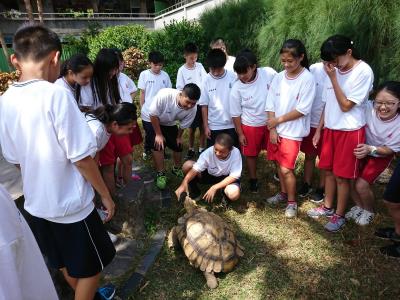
[
  {"xmin": 203, "ymin": 185, "xmax": 217, "ymax": 203},
  {"xmin": 175, "ymin": 184, "xmax": 188, "ymax": 201}
]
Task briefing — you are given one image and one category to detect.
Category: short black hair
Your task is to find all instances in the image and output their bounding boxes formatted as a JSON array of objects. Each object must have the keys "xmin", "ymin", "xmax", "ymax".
[
  {"xmin": 234, "ymin": 49, "xmax": 257, "ymax": 74},
  {"xmin": 13, "ymin": 23, "xmax": 62, "ymax": 62},
  {"xmin": 206, "ymin": 49, "xmax": 226, "ymax": 69},
  {"xmin": 182, "ymin": 83, "xmax": 201, "ymax": 101},
  {"xmin": 148, "ymin": 51, "xmax": 165, "ymax": 64},
  {"xmin": 215, "ymin": 133, "xmax": 233, "ymax": 150},
  {"xmin": 184, "ymin": 42, "xmax": 198, "ymax": 54}
]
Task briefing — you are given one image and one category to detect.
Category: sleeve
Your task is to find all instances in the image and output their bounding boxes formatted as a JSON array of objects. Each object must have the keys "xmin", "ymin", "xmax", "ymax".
[
  {"xmin": 347, "ymin": 67, "xmax": 374, "ymax": 105},
  {"xmin": 200, "ymin": 63, "xmax": 207, "ymax": 79},
  {"xmin": 192, "ymin": 150, "xmax": 209, "ymax": 173},
  {"xmin": 125, "ymin": 74, "xmax": 138, "ymax": 94},
  {"xmin": 263, "ymin": 67, "xmax": 277, "ymax": 89},
  {"xmin": 229, "ymin": 85, "xmax": 242, "ymax": 117},
  {"xmin": 265, "ymin": 77, "xmax": 277, "ymax": 112},
  {"xmin": 148, "ymin": 91, "xmax": 165, "ymax": 117},
  {"xmin": 176, "ymin": 67, "xmax": 185, "ymax": 91},
  {"xmin": 295, "ymin": 76, "xmax": 316, "ymax": 115},
  {"xmin": 198, "ymin": 77, "xmax": 210, "ymax": 106},
  {"xmin": 165, "ymin": 73, "xmax": 172, "ymax": 88},
  {"xmin": 138, "ymin": 71, "xmax": 146, "ymax": 90},
  {"xmin": 52, "ymin": 90, "xmax": 97, "ymax": 163},
  {"xmin": 180, "ymin": 106, "xmax": 197, "ymax": 129},
  {"xmin": 229, "ymin": 148, "xmax": 242, "ymax": 179}
]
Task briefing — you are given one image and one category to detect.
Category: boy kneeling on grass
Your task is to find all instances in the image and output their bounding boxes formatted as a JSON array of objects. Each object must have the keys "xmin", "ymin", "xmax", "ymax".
[{"xmin": 175, "ymin": 134, "xmax": 242, "ymax": 203}]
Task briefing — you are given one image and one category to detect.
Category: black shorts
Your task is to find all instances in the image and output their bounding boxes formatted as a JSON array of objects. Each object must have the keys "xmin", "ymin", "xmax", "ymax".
[
  {"xmin": 190, "ymin": 105, "xmax": 203, "ymax": 129},
  {"xmin": 26, "ymin": 208, "xmax": 116, "ymax": 278},
  {"xmin": 383, "ymin": 160, "xmax": 400, "ymax": 203},
  {"xmin": 192, "ymin": 170, "xmax": 240, "ymax": 186},
  {"xmin": 142, "ymin": 120, "xmax": 183, "ymax": 152},
  {"xmin": 207, "ymin": 128, "xmax": 239, "ymax": 148}
]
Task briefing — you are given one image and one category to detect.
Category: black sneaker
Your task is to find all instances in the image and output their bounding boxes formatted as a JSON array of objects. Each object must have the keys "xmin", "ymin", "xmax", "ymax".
[
  {"xmin": 298, "ymin": 182, "xmax": 312, "ymax": 198},
  {"xmin": 185, "ymin": 149, "xmax": 196, "ymax": 160},
  {"xmin": 380, "ymin": 243, "xmax": 400, "ymax": 258},
  {"xmin": 375, "ymin": 227, "xmax": 400, "ymax": 242},
  {"xmin": 310, "ymin": 188, "xmax": 324, "ymax": 204},
  {"xmin": 249, "ymin": 179, "xmax": 259, "ymax": 193}
]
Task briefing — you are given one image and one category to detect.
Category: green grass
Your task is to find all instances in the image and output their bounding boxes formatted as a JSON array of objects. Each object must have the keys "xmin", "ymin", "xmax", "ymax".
[{"xmin": 127, "ymin": 127, "xmax": 400, "ymax": 300}]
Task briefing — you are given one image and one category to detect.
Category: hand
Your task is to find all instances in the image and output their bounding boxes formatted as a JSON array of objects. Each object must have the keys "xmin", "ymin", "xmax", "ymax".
[
  {"xmin": 176, "ymin": 136, "xmax": 183, "ymax": 147},
  {"xmin": 323, "ymin": 62, "xmax": 337, "ymax": 80},
  {"xmin": 312, "ymin": 129, "xmax": 321, "ymax": 148},
  {"xmin": 269, "ymin": 129, "xmax": 280, "ymax": 144},
  {"xmin": 354, "ymin": 143, "xmax": 370, "ymax": 159},
  {"xmin": 203, "ymin": 185, "xmax": 217, "ymax": 203},
  {"xmin": 267, "ymin": 117, "xmax": 280, "ymax": 130},
  {"xmin": 154, "ymin": 134, "xmax": 165, "ymax": 150},
  {"xmin": 101, "ymin": 196, "xmax": 115, "ymax": 222},
  {"xmin": 204, "ymin": 126, "xmax": 211, "ymax": 139},
  {"xmin": 238, "ymin": 133, "xmax": 247, "ymax": 146},
  {"xmin": 175, "ymin": 184, "xmax": 188, "ymax": 201}
]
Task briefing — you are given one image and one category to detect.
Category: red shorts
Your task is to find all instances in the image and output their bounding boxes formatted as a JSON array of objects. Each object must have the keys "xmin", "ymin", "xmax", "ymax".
[
  {"xmin": 241, "ymin": 124, "xmax": 268, "ymax": 157},
  {"xmin": 267, "ymin": 137, "xmax": 301, "ymax": 170},
  {"xmin": 300, "ymin": 127, "xmax": 323, "ymax": 157},
  {"xmin": 99, "ymin": 134, "xmax": 132, "ymax": 166},
  {"xmin": 129, "ymin": 124, "xmax": 143, "ymax": 146},
  {"xmin": 318, "ymin": 127, "xmax": 366, "ymax": 179},
  {"xmin": 359, "ymin": 155, "xmax": 393, "ymax": 184}
]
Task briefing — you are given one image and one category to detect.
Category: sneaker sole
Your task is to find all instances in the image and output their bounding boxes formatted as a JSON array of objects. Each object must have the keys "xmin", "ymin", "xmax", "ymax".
[
  {"xmin": 325, "ymin": 224, "xmax": 345, "ymax": 233},
  {"xmin": 310, "ymin": 199, "xmax": 324, "ymax": 204}
]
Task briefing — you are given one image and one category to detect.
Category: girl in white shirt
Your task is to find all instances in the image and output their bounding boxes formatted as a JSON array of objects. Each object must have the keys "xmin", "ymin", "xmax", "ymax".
[
  {"xmin": 265, "ymin": 39, "xmax": 316, "ymax": 218},
  {"xmin": 54, "ymin": 54, "xmax": 93, "ymax": 111},
  {"xmin": 348, "ymin": 82, "xmax": 400, "ymax": 226}
]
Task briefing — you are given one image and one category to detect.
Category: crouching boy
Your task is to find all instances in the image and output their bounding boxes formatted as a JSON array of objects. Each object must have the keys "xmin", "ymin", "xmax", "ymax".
[{"xmin": 175, "ymin": 134, "xmax": 242, "ymax": 203}]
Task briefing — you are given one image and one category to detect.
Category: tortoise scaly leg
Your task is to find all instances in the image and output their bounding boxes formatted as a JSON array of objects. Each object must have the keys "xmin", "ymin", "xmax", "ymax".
[
  {"xmin": 203, "ymin": 271, "xmax": 218, "ymax": 289},
  {"xmin": 168, "ymin": 226, "xmax": 179, "ymax": 249}
]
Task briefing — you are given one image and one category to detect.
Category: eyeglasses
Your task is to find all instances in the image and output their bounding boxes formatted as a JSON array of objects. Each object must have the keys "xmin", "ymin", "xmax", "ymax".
[{"xmin": 373, "ymin": 100, "xmax": 399, "ymax": 108}]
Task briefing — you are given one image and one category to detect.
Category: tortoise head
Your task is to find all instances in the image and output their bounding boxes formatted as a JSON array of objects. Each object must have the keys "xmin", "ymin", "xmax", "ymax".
[{"xmin": 180, "ymin": 192, "xmax": 197, "ymax": 213}]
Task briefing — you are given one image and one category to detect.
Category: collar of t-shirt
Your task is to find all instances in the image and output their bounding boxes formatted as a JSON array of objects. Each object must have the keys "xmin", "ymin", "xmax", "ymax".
[{"xmin": 210, "ymin": 70, "xmax": 227, "ymax": 80}]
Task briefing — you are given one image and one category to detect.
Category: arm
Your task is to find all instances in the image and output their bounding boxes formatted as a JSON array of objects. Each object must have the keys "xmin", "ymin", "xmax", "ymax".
[
  {"xmin": 232, "ymin": 116, "xmax": 247, "ymax": 146},
  {"xmin": 354, "ymin": 144, "xmax": 394, "ymax": 159},
  {"xmin": 267, "ymin": 109, "xmax": 304, "ymax": 129},
  {"xmin": 150, "ymin": 115, "xmax": 164, "ymax": 150},
  {"xmin": 130, "ymin": 91, "xmax": 137, "ymax": 103},
  {"xmin": 175, "ymin": 168, "xmax": 200, "ymax": 199},
  {"xmin": 74, "ymin": 156, "xmax": 115, "ymax": 221},
  {"xmin": 203, "ymin": 176, "xmax": 237, "ymax": 203},
  {"xmin": 202, "ymin": 106, "xmax": 211, "ymax": 139},
  {"xmin": 139, "ymin": 89, "xmax": 145, "ymax": 107},
  {"xmin": 267, "ymin": 111, "xmax": 280, "ymax": 144},
  {"xmin": 312, "ymin": 106, "xmax": 325, "ymax": 147}
]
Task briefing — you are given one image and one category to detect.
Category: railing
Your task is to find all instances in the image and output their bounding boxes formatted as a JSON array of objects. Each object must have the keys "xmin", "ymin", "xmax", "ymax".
[
  {"xmin": 155, "ymin": 0, "xmax": 198, "ymax": 16},
  {"xmin": 0, "ymin": 11, "xmax": 155, "ymax": 20}
]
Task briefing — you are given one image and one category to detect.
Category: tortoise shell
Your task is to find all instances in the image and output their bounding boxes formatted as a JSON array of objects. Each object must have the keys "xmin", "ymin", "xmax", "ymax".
[{"xmin": 176, "ymin": 208, "xmax": 244, "ymax": 273}]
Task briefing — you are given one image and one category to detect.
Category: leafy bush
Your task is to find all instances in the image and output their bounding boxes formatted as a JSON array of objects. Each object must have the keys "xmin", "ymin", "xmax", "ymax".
[
  {"xmin": 199, "ymin": 0, "xmax": 272, "ymax": 56},
  {"xmin": 87, "ymin": 24, "xmax": 151, "ymax": 60},
  {"xmin": 0, "ymin": 71, "xmax": 20, "ymax": 95},
  {"xmin": 62, "ymin": 22, "xmax": 102, "ymax": 57},
  {"xmin": 148, "ymin": 19, "xmax": 207, "ymax": 86},
  {"xmin": 122, "ymin": 47, "xmax": 148, "ymax": 81}
]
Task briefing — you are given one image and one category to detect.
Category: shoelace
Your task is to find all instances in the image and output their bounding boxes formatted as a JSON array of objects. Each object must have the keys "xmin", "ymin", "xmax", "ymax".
[{"xmin": 330, "ymin": 215, "xmax": 339, "ymax": 224}]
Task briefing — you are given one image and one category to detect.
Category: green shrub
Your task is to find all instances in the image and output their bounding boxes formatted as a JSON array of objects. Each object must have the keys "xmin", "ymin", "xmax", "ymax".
[
  {"xmin": 148, "ymin": 19, "xmax": 207, "ymax": 86},
  {"xmin": 87, "ymin": 24, "xmax": 151, "ymax": 60},
  {"xmin": 122, "ymin": 47, "xmax": 148, "ymax": 81},
  {"xmin": 62, "ymin": 22, "xmax": 102, "ymax": 57},
  {"xmin": 199, "ymin": 0, "xmax": 272, "ymax": 56}
]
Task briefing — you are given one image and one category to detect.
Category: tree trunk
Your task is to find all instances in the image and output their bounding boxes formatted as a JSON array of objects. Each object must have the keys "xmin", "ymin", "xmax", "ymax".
[
  {"xmin": 0, "ymin": 31, "xmax": 13, "ymax": 71},
  {"xmin": 23, "ymin": 0, "xmax": 34, "ymax": 22},
  {"xmin": 36, "ymin": 0, "xmax": 44, "ymax": 23}
]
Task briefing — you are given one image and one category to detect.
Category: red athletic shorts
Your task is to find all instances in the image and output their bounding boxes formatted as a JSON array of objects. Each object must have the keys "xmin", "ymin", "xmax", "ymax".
[
  {"xmin": 318, "ymin": 127, "xmax": 366, "ymax": 179},
  {"xmin": 99, "ymin": 134, "xmax": 132, "ymax": 166},
  {"xmin": 359, "ymin": 155, "xmax": 393, "ymax": 184},
  {"xmin": 129, "ymin": 124, "xmax": 143, "ymax": 146},
  {"xmin": 241, "ymin": 124, "xmax": 268, "ymax": 156},
  {"xmin": 300, "ymin": 127, "xmax": 323, "ymax": 157},
  {"xmin": 267, "ymin": 136, "xmax": 301, "ymax": 170}
]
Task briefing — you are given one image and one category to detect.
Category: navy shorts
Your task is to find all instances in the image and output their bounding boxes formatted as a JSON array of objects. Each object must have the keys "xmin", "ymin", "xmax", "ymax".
[
  {"xmin": 142, "ymin": 120, "xmax": 183, "ymax": 152},
  {"xmin": 26, "ymin": 208, "xmax": 116, "ymax": 278},
  {"xmin": 383, "ymin": 160, "xmax": 400, "ymax": 203}
]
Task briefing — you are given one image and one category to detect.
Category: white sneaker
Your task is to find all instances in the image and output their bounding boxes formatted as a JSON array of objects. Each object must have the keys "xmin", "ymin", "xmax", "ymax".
[
  {"xmin": 285, "ymin": 203, "xmax": 298, "ymax": 218},
  {"xmin": 355, "ymin": 210, "xmax": 375, "ymax": 226},
  {"xmin": 266, "ymin": 192, "xmax": 287, "ymax": 205},
  {"xmin": 108, "ymin": 231, "xmax": 118, "ymax": 243},
  {"xmin": 345, "ymin": 206, "xmax": 363, "ymax": 220}
]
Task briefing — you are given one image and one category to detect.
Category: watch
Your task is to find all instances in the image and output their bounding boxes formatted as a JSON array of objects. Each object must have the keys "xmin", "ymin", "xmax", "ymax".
[{"xmin": 369, "ymin": 146, "xmax": 378, "ymax": 156}]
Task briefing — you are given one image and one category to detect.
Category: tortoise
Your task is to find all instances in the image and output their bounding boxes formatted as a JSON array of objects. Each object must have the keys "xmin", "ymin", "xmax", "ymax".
[{"xmin": 168, "ymin": 193, "xmax": 244, "ymax": 288}]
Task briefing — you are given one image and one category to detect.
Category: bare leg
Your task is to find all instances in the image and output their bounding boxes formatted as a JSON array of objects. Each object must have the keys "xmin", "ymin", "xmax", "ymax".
[
  {"xmin": 318, "ymin": 169, "xmax": 326, "ymax": 189},
  {"xmin": 224, "ymin": 184, "xmax": 240, "ymax": 201},
  {"xmin": 355, "ymin": 178, "xmax": 374, "ymax": 211},
  {"xmin": 172, "ymin": 151, "xmax": 182, "ymax": 168},
  {"xmin": 199, "ymin": 127, "xmax": 206, "ymax": 149},
  {"xmin": 101, "ymin": 164, "xmax": 116, "ymax": 195},
  {"xmin": 280, "ymin": 166, "xmax": 296, "ymax": 202},
  {"xmin": 277, "ymin": 163, "xmax": 286, "ymax": 193},
  {"xmin": 182, "ymin": 160, "xmax": 195, "ymax": 174},
  {"xmin": 246, "ymin": 156, "xmax": 257, "ymax": 179},
  {"xmin": 74, "ymin": 273, "xmax": 101, "ymax": 300},
  {"xmin": 188, "ymin": 128, "xmax": 195, "ymax": 150},
  {"xmin": 60, "ymin": 268, "xmax": 77, "ymax": 290},
  {"xmin": 153, "ymin": 150, "xmax": 164, "ymax": 172},
  {"xmin": 384, "ymin": 201, "xmax": 400, "ymax": 235},
  {"xmin": 336, "ymin": 177, "xmax": 351, "ymax": 216},
  {"xmin": 120, "ymin": 153, "xmax": 132, "ymax": 184},
  {"xmin": 323, "ymin": 170, "xmax": 336, "ymax": 209},
  {"xmin": 303, "ymin": 154, "xmax": 316, "ymax": 185}
]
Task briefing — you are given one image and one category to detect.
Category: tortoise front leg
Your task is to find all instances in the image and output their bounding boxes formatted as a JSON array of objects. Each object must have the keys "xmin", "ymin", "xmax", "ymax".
[
  {"xmin": 167, "ymin": 226, "xmax": 180, "ymax": 249},
  {"xmin": 203, "ymin": 271, "xmax": 218, "ymax": 289}
]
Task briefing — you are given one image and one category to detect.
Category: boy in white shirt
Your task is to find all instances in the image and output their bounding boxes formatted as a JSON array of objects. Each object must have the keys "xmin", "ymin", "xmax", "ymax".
[
  {"xmin": 138, "ymin": 51, "xmax": 172, "ymax": 160},
  {"xmin": 0, "ymin": 24, "xmax": 116, "ymax": 300},
  {"xmin": 200, "ymin": 48, "xmax": 238, "ymax": 147},
  {"xmin": 176, "ymin": 42, "xmax": 207, "ymax": 160},
  {"xmin": 210, "ymin": 37, "xmax": 236, "ymax": 72},
  {"xmin": 141, "ymin": 84, "xmax": 200, "ymax": 190},
  {"xmin": 175, "ymin": 133, "xmax": 241, "ymax": 203}
]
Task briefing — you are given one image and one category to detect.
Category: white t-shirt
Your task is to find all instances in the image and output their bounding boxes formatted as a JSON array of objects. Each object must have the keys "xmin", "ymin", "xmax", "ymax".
[
  {"xmin": 176, "ymin": 62, "xmax": 207, "ymax": 91},
  {"xmin": 309, "ymin": 63, "xmax": 327, "ymax": 128},
  {"xmin": 145, "ymin": 88, "xmax": 197, "ymax": 128},
  {"xmin": 231, "ymin": 67, "xmax": 277, "ymax": 127},
  {"xmin": 0, "ymin": 143, "xmax": 23, "ymax": 200},
  {"xmin": 0, "ymin": 185, "xmax": 58, "ymax": 300},
  {"xmin": 192, "ymin": 146, "xmax": 242, "ymax": 179},
  {"xmin": 225, "ymin": 55, "xmax": 236, "ymax": 72},
  {"xmin": 0, "ymin": 80, "xmax": 97, "ymax": 223},
  {"xmin": 54, "ymin": 77, "xmax": 75, "ymax": 94},
  {"xmin": 199, "ymin": 70, "xmax": 237, "ymax": 130},
  {"xmin": 55, "ymin": 77, "xmax": 95, "ymax": 108},
  {"xmin": 364, "ymin": 101, "xmax": 400, "ymax": 154},
  {"xmin": 118, "ymin": 72, "xmax": 137, "ymax": 103},
  {"xmin": 265, "ymin": 69, "xmax": 316, "ymax": 141},
  {"xmin": 85, "ymin": 115, "xmax": 111, "ymax": 151},
  {"xmin": 322, "ymin": 60, "xmax": 374, "ymax": 130}
]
